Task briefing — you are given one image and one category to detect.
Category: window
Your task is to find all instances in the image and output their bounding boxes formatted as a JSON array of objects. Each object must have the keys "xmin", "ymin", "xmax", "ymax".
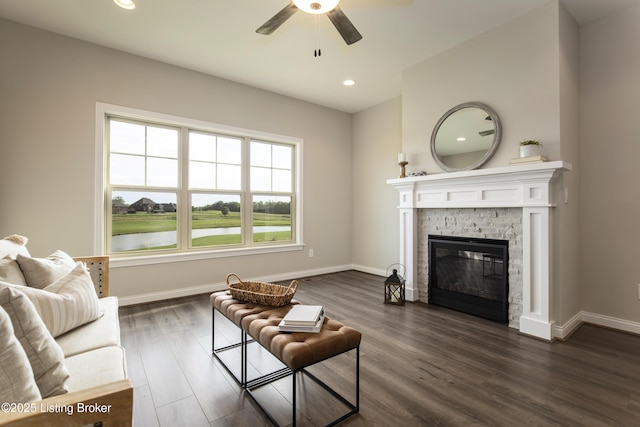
[
  {"xmin": 101, "ymin": 105, "xmax": 301, "ymax": 259},
  {"xmin": 250, "ymin": 141, "xmax": 293, "ymax": 244}
]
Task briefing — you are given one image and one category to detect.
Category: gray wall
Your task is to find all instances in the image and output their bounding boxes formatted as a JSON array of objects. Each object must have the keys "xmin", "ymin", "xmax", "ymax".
[
  {"xmin": 579, "ymin": 2, "xmax": 640, "ymax": 324},
  {"xmin": 401, "ymin": 1, "xmax": 565, "ymax": 172},
  {"xmin": 0, "ymin": 18, "xmax": 353, "ymax": 302},
  {"xmin": 351, "ymin": 97, "xmax": 401, "ymax": 276}
]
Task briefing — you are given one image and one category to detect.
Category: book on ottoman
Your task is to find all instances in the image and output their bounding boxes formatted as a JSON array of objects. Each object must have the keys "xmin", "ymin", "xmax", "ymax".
[{"xmin": 279, "ymin": 305, "xmax": 325, "ymax": 333}]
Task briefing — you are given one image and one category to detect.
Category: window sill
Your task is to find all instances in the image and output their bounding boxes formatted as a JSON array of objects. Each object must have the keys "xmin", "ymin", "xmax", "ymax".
[{"xmin": 110, "ymin": 243, "xmax": 304, "ymax": 268}]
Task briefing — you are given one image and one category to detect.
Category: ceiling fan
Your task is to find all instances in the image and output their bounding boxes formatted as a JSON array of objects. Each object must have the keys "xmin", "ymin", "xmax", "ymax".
[{"xmin": 256, "ymin": 0, "xmax": 363, "ymax": 46}]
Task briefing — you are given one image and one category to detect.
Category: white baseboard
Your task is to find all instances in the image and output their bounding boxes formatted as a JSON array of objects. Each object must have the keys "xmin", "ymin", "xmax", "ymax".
[
  {"xmin": 118, "ymin": 264, "xmax": 354, "ymax": 306},
  {"xmin": 118, "ymin": 282, "xmax": 226, "ymax": 307},
  {"xmin": 581, "ymin": 311, "xmax": 640, "ymax": 336},
  {"xmin": 553, "ymin": 311, "xmax": 640, "ymax": 340},
  {"xmin": 552, "ymin": 311, "xmax": 583, "ymax": 340},
  {"xmin": 351, "ymin": 264, "xmax": 386, "ymax": 277}
]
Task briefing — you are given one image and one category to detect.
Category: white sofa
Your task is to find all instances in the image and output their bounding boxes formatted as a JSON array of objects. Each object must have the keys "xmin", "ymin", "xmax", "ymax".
[{"xmin": 0, "ymin": 237, "xmax": 132, "ymax": 426}]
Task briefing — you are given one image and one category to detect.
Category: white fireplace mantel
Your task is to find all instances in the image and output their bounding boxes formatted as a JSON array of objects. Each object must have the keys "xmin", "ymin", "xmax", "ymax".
[{"xmin": 387, "ymin": 161, "xmax": 572, "ymax": 340}]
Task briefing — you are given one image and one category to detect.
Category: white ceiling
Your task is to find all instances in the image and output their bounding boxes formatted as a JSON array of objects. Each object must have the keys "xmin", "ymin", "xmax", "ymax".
[{"xmin": 0, "ymin": 0, "xmax": 637, "ymax": 113}]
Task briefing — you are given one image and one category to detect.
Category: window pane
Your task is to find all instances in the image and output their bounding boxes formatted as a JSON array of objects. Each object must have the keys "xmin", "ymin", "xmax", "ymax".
[
  {"xmin": 217, "ymin": 164, "xmax": 241, "ymax": 190},
  {"xmin": 189, "ymin": 132, "xmax": 215, "ymax": 162},
  {"xmin": 191, "ymin": 194, "xmax": 241, "ymax": 247},
  {"xmin": 251, "ymin": 141, "xmax": 271, "ymax": 167},
  {"xmin": 272, "ymin": 169, "xmax": 292, "ymax": 192},
  {"xmin": 111, "ymin": 191, "xmax": 177, "ymax": 252},
  {"xmin": 272, "ymin": 145, "xmax": 292, "ymax": 169},
  {"xmin": 110, "ymin": 154, "xmax": 145, "ymax": 185},
  {"xmin": 110, "ymin": 120, "xmax": 145, "ymax": 155},
  {"xmin": 218, "ymin": 137, "xmax": 242, "ymax": 164},
  {"xmin": 147, "ymin": 158, "xmax": 178, "ymax": 187},
  {"xmin": 190, "ymin": 161, "xmax": 216, "ymax": 189},
  {"xmin": 147, "ymin": 126, "xmax": 178, "ymax": 158},
  {"xmin": 250, "ymin": 141, "xmax": 294, "ymax": 193},
  {"xmin": 252, "ymin": 195, "xmax": 291, "ymax": 243},
  {"xmin": 250, "ymin": 167, "xmax": 271, "ymax": 191}
]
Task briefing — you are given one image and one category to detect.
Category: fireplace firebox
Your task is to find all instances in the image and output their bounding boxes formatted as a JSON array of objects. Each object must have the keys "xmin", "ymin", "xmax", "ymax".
[{"xmin": 428, "ymin": 235, "xmax": 508, "ymax": 323}]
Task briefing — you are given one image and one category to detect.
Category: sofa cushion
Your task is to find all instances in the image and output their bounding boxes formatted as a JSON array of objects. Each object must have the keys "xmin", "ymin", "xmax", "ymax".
[
  {"xmin": 64, "ymin": 346, "xmax": 127, "ymax": 393},
  {"xmin": 0, "ymin": 234, "xmax": 30, "ymax": 260},
  {"xmin": 57, "ymin": 296, "xmax": 121, "ymax": 357},
  {"xmin": 0, "ymin": 287, "xmax": 70, "ymax": 398},
  {"xmin": 0, "ymin": 258, "xmax": 27, "ymax": 285},
  {"xmin": 17, "ymin": 250, "xmax": 76, "ymax": 289},
  {"xmin": 0, "ymin": 263, "xmax": 102, "ymax": 337},
  {"xmin": 0, "ymin": 305, "xmax": 42, "ymax": 404}
]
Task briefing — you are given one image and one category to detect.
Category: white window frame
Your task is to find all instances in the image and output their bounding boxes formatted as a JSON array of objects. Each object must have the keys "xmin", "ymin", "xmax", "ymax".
[{"xmin": 95, "ymin": 103, "xmax": 303, "ymax": 267}]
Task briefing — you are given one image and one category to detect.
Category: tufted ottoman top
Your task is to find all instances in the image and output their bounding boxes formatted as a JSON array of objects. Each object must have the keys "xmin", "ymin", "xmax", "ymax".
[
  {"xmin": 241, "ymin": 308, "xmax": 362, "ymax": 371},
  {"xmin": 211, "ymin": 291, "xmax": 362, "ymax": 371}
]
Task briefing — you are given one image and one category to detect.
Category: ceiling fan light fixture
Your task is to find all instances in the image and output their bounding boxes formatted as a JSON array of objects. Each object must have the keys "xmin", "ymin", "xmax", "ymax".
[
  {"xmin": 114, "ymin": 0, "xmax": 135, "ymax": 10},
  {"xmin": 293, "ymin": 0, "xmax": 339, "ymax": 14}
]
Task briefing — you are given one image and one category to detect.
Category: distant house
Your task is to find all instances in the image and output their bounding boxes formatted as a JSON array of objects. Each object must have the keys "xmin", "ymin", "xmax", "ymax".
[
  {"xmin": 111, "ymin": 199, "xmax": 128, "ymax": 214},
  {"xmin": 152, "ymin": 203, "xmax": 177, "ymax": 213},
  {"xmin": 130, "ymin": 198, "xmax": 156, "ymax": 213}
]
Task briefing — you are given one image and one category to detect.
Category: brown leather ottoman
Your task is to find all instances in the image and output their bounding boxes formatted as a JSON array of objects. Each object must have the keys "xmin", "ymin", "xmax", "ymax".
[
  {"xmin": 241, "ymin": 307, "xmax": 361, "ymax": 371},
  {"xmin": 210, "ymin": 291, "xmax": 361, "ymax": 426}
]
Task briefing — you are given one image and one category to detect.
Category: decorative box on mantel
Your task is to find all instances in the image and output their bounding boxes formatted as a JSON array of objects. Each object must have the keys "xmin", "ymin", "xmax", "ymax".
[{"xmin": 387, "ymin": 161, "xmax": 572, "ymax": 341}]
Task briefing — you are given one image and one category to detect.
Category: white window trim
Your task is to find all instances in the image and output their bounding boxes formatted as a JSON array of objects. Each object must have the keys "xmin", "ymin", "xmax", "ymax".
[{"xmin": 94, "ymin": 102, "xmax": 304, "ymax": 267}]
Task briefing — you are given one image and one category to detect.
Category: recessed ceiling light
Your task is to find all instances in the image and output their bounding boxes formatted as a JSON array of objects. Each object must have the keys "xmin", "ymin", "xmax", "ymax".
[
  {"xmin": 343, "ymin": 79, "xmax": 356, "ymax": 86},
  {"xmin": 114, "ymin": 0, "xmax": 135, "ymax": 10},
  {"xmin": 457, "ymin": 137, "xmax": 466, "ymax": 142}
]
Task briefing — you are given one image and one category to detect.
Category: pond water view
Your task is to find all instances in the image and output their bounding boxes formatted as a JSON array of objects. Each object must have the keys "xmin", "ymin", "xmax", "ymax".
[{"xmin": 112, "ymin": 226, "xmax": 290, "ymax": 252}]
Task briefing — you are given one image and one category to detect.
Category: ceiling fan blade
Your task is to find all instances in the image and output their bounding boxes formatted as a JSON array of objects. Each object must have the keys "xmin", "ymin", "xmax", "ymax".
[
  {"xmin": 326, "ymin": 6, "xmax": 362, "ymax": 45},
  {"xmin": 256, "ymin": 2, "xmax": 299, "ymax": 35}
]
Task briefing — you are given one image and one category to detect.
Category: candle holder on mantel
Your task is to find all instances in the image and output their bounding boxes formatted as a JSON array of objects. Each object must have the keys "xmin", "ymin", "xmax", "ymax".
[{"xmin": 398, "ymin": 152, "xmax": 408, "ymax": 178}]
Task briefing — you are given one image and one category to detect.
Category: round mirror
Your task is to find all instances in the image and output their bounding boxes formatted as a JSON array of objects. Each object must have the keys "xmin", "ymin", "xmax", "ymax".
[{"xmin": 430, "ymin": 102, "xmax": 502, "ymax": 172}]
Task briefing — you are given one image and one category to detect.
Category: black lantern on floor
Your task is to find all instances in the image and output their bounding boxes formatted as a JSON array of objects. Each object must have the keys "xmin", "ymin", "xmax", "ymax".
[{"xmin": 384, "ymin": 265, "xmax": 405, "ymax": 305}]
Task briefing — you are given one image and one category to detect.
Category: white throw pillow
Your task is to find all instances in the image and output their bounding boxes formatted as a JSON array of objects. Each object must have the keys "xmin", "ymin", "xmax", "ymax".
[
  {"xmin": 0, "ymin": 257, "xmax": 27, "ymax": 285},
  {"xmin": 0, "ymin": 287, "xmax": 69, "ymax": 398},
  {"xmin": 17, "ymin": 250, "xmax": 76, "ymax": 289},
  {"xmin": 0, "ymin": 263, "xmax": 102, "ymax": 338},
  {"xmin": 0, "ymin": 234, "xmax": 30, "ymax": 259},
  {"xmin": 0, "ymin": 305, "xmax": 42, "ymax": 404}
]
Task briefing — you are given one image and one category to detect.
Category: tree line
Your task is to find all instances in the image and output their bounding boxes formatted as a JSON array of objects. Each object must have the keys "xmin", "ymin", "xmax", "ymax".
[
  {"xmin": 194, "ymin": 200, "xmax": 290, "ymax": 215},
  {"xmin": 113, "ymin": 197, "xmax": 290, "ymax": 215}
]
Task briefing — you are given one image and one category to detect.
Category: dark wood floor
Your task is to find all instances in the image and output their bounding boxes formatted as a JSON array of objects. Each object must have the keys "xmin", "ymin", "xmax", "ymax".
[{"xmin": 119, "ymin": 270, "xmax": 640, "ymax": 427}]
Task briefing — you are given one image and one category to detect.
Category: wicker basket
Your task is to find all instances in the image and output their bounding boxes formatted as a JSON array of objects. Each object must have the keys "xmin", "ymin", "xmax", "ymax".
[{"xmin": 226, "ymin": 273, "xmax": 298, "ymax": 307}]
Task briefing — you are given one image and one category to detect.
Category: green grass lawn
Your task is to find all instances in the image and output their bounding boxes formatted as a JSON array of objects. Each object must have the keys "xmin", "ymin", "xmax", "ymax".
[
  {"xmin": 112, "ymin": 210, "xmax": 290, "ymax": 235},
  {"xmin": 114, "ymin": 210, "xmax": 291, "ymax": 250},
  {"xmin": 112, "ymin": 212, "xmax": 178, "ymax": 235},
  {"xmin": 191, "ymin": 230, "xmax": 291, "ymax": 247},
  {"xmin": 191, "ymin": 210, "xmax": 242, "ymax": 229}
]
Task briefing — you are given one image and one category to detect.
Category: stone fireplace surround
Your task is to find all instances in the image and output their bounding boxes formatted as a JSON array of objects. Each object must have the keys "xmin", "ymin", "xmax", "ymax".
[
  {"xmin": 388, "ymin": 161, "xmax": 571, "ymax": 341},
  {"xmin": 419, "ymin": 208, "xmax": 522, "ymax": 327}
]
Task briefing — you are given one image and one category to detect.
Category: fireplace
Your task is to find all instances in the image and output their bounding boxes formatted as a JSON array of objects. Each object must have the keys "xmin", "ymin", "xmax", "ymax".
[
  {"xmin": 428, "ymin": 235, "xmax": 508, "ymax": 323},
  {"xmin": 387, "ymin": 161, "xmax": 572, "ymax": 340}
]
